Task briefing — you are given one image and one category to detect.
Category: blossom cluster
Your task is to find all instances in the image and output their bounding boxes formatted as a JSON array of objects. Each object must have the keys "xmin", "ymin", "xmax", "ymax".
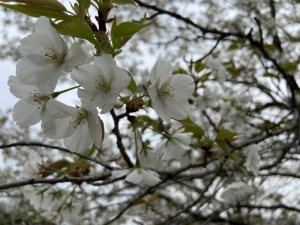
[{"xmin": 9, "ymin": 17, "xmax": 195, "ymax": 188}]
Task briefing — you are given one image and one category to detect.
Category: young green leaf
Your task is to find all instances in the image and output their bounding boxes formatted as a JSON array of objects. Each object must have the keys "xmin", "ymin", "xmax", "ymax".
[
  {"xmin": 0, "ymin": 3, "xmax": 70, "ymax": 19},
  {"xmin": 180, "ymin": 117, "xmax": 204, "ymax": 138},
  {"xmin": 52, "ymin": 18, "xmax": 98, "ymax": 45},
  {"xmin": 0, "ymin": 0, "xmax": 66, "ymax": 10},
  {"xmin": 111, "ymin": 0, "xmax": 136, "ymax": 5},
  {"xmin": 111, "ymin": 15, "xmax": 151, "ymax": 49}
]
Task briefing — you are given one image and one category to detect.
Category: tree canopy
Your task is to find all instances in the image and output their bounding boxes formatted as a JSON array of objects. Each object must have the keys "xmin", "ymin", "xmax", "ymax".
[{"xmin": 0, "ymin": 0, "xmax": 299, "ymax": 224}]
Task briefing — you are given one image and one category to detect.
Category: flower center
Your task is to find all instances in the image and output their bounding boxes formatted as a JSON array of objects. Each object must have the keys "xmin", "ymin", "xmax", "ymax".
[
  {"xmin": 41, "ymin": 48, "xmax": 65, "ymax": 64},
  {"xmin": 95, "ymin": 75, "xmax": 110, "ymax": 92},
  {"xmin": 158, "ymin": 83, "xmax": 174, "ymax": 99},
  {"xmin": 70, "ymin": 110, "xmax": 88, "ymax": 129},
  {"xmin": 29, "ymin": 91, "xmax": 50, "ymax": 108}
]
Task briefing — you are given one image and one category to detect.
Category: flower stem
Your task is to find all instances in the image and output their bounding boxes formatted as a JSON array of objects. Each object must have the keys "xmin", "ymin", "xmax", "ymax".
[{"xmin": 52, "ymin": 85, "xmax": 80, "ymax": 98}]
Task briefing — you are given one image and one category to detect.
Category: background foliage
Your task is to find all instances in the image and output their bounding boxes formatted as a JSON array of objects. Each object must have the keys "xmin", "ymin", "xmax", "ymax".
[{"xmin": 0, "ymin": 0, "xmax": 300, "ymax": 224}]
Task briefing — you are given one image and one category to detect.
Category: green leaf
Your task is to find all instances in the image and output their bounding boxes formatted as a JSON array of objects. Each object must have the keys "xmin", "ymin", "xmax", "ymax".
[
  {"xmin": 216, "ymin": 129, "xmax": 236, "ymax": 142},
  {"xmin": 227, "ymin": 43, "xmax": 239, "ymax": 51},
  {"xmin": 264, "ymin": 71, "xmax": 279, "ymax": 79},
  {"xmin": 194, "ymin": 61, "xmax": 206, "ymax": 73},
  {"xmin": 52, "ymin": 18, "xmax": 98, "ymax": 45},
  {"xmin": 1, "ymin": 0, "xmax": 66, "ymax": 10},
  {"xmin": 111, "ymin": 0, "xmax": 136, "ymax": 5},
  {"xmin": 0, "ymin": 3, "xmax": 70, "ymax": 19},
  {"xmin": 180, "ymin": 117, "xmax": 204, "ymax": 138},
  {"xmin": 111, "ymin": 15, "xmax": 151, "ymax": 49},
  {"xmin": 125, "ymin": 71, "xmax": 137, "ymax": 93},
  {"xmin": 113, "ymin": 21, "xmax": 151, "ymax": 38},
  {"xmin": 77, "ymin": 0, "xmax": 90, "ymax": 9},
  {"xmin": 281, "ymin": 62, "xmax": 297, "ymax": 72}
]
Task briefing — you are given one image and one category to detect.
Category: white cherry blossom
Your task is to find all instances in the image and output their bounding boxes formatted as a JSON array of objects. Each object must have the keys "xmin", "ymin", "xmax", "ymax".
[
  {"xmin": 71, "ymin": 54, "xmax": 131, "ymax": 113},
  {"xmin": 220, "ymin": 182, "xmax": 254, "ymax": 202},
  {"xmin": 23, "ymin": 151, "xmax": 46, "ymax": 178},
  {"xmin": 8, "ymin": 76, "xmax": 51, "ymax": 127},
  {"xmin": 147, "ymin": 59, "xmax": 194, "ymax": 122},
  {"xmin": 16, "ymin": 16, "xmax": 87, "ymax": 94},
  {"xmin": 112, "ymin": 167, "xmax": 161, "ymax": 187},
  {"xmin": 205, "ymin": 55, "xmax": 227, "ymax": 82},
  {"xmin": 157, "ymin": 132, "xmax": 192, "ymax": 162},
  {"xmin": 43, "ymin": 99, "xmax": 103, "ymax": 153},
  {"xmin": 245, "ymin": 145, "xmax": 261, "ymax": 176}
]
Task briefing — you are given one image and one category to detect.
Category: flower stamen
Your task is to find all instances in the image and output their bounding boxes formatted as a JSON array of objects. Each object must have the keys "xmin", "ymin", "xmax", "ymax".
[
  {"xmin": 70, "ymin": 110, "xmax": 88, "ymax": 129},
  {"xmin": 158, "ymin": 83, "xmax": 174, "ymax": 99},
  {"xmin": 95, "ymin": 75, "xmax": 110, "ymax": 92},
  {"xmin": 41, "ymin": 48, "xmax": 65, "ymax": 64}
]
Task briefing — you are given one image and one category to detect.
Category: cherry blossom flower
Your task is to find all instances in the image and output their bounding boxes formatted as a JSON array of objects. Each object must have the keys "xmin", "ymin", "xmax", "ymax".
[
  {"xmin": 23, "ymin": 151, "xmax": 46, "ymax": 178},
  {"xmin": 245, "ymin": 145, "xmax": 261, "ymax": 176},
  {"xmin": 8, "ymin": 76, "xmax": 51, "ymax": 127},
  {"xmin": 112, "ymin": 167, "xmax": 161, "ymax": 187},
  {"xmin": 205, "ymin": 55, "xmax": 227, "ymax": 82},
  {"xmin": 220, "ymin": 182, "xmax": 254, "ymax": 202},
  {"xmin": 23, "ymin": 186, "xmax": 82, "ymax": 224},
  {"xmin": 157, "ymin": 132, "xmax": 192, "ymax": 162},
  {"xmin": 147, "ymin": 59, "xmax": 194, "ymax": 122},
  {"xmin": 16, "ymin": 16, "xmax": 87, "ymax": 94},
  {"xmin": 42, "ymin": 99, "xmax": 103, "ymax": 153},
  {"xmin": 71, "ymin": 54, "xmax": 131, "ymax": 113}
]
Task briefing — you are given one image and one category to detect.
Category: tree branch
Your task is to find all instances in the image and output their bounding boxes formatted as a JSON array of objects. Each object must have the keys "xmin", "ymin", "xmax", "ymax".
[
  {"xmin": 0, "ymin": 173, "xmax": 110, "ymax": 190},
  {"xmin": 110, "ymin": 109, "xmax": 134, "ymax": 168},
  {"xmin": 0, "ymin": 142, "xmax": 114, "ymax": 170}
]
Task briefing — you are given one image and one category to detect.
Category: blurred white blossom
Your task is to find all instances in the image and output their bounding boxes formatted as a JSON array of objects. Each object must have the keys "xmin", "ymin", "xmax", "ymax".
[
  {"xmin": 205, "ymin": 55, "xmax": 227, "ymax": 82},
  {"xmin": 112, "ymin": 167, "xmax": 161, "ymax": 187},
  {"xmin": 23, "ymin": 151, "xmax": 46, "ymax": 178},
  {"xmin": 157, "ymin": 131, "xmax": 192, "ymax": 163},
  {"xmin": 246, "ymin": 145, "xmax": 261, "ymax": 176},
  {"xmin": 220, "ymin": 182, "xmax": 254, "ymax": 202}
]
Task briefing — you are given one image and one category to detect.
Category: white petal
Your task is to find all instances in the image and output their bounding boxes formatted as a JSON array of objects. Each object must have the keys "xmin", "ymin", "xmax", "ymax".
[
  {"xmin": 111, "ymin": 169, "xmax": 131, "ymax": 178},
  {"xmin": 169, "ymin": 74, "xmax": 194, "ymax": 96},
  {"xmin": 246, "ymin": 147, "xmax": 260, "ymax": 176},
  {"xmin": 43, "ymin": 100, "xmax": 78, "ymax": 138},
  {"xmin": 13, "ymin": 100, "xmax": 42, "ymax": 127},
  {"xmin": 152, "ymin": 98, "xmax": 172, "ymax": 122},
  {"xmin": 8, "ymin": 76, "xmax": 37, "ymax": 99},
  {"xmin": 109, "ymin": 67, "xmax": 131, "ymax": 93},
  {"xmin": 85, "ymin": 102, "xmax": 103, "ymax": 146},
  {"xmin": 64, "ymin": 43, "xmax": 87, "ymax": 72},
  {"xmin": 64, "ymin": 122, "xmax": 93, "ymax": 153},
  {"xmin": 126, "ymin": 169, "xmax": 143, "ymax": 184},
  {"xmin": 220, "ymin": 182, "xmax": 253, "ymax": 202},
  {"xmin": 46, "ymin": 99, "xmax": 77, "ymax": 119},
  {"xmin": 16, "ymin": 55, "xmax": 63, "ymax": 94},
  {"xmin": 141, "ymin": 170, "xmax": 160, "ymax": 186},
  {"xmin": 36, "ymin": 66, "xmax": 63, "ymax": 94},
  {"xmin": 150, "ymin": 59, "xmax": 173, "ymax": 85},
  {"xmin": 99, "ymin": 94, "xmax": 119, "ymax": 114},
  {"xmin": 43, "ymin": 117, "xmax": 76, "ymax": 139},
  {"xmin": 34, "ymin": 16, "xmax": 67, "ymax": 57},
  {"xmin": 93, "ymin": 54, "xmax": 117, "ymax": 76},
  {"xmin": 18, "ymin": 34, "xmax": 42, "ymax": 56},
  {"xmin": 71, "ymin": 64, "xmax": 103, "ymax": 91},
  {"xmin": 164, "ymin": 97, "xmax": 189, "ymax": 120}
]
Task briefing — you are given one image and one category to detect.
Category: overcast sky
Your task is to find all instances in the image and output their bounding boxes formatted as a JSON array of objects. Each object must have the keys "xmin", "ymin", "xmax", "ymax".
[{"xmin": 0, "ymin": 60, "xmax": 17, "ymax": 111}]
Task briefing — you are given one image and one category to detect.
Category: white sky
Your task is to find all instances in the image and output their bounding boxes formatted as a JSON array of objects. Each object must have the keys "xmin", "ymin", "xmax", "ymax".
[{"xmin": 0, "ymin": 60, "xmax": 17, "ymax": 111}]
